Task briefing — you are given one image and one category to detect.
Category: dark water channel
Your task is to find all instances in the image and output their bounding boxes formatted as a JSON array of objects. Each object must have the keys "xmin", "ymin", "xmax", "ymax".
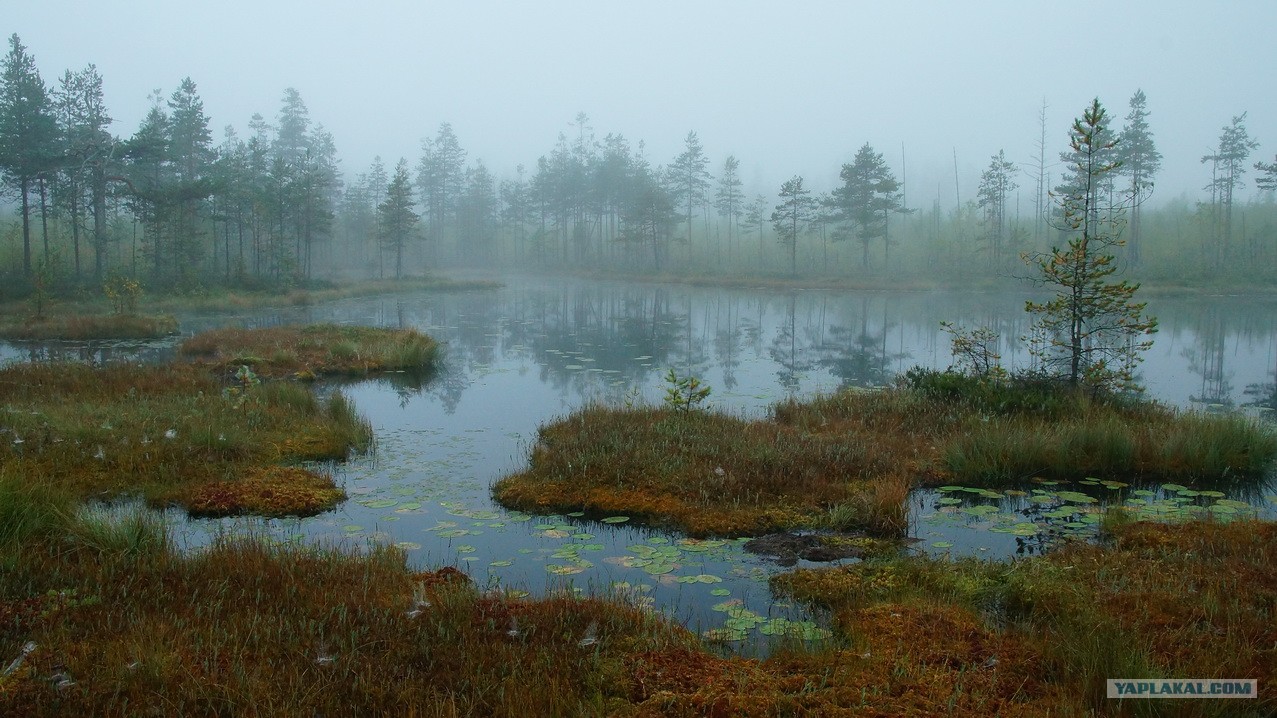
[{"xmin": 3, "ymin": 276, "xmax": 1276, "ymax": 646}]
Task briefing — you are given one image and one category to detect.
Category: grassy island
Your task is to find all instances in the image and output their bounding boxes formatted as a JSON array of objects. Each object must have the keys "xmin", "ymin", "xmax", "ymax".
[
  {"xmin": 0, "ymin": 312, "xmax": 178, "ymax": 341},
  {"xmin": 179, "ymin": 323, "xmax": 438, "ymax": 379},
  {"xmin": 0, "ymin": 362, "xmax": 370, "ymax": 517},
  {"xmin": 495, "ymin": 370, "xmax": 1277, "ymax": 538}
]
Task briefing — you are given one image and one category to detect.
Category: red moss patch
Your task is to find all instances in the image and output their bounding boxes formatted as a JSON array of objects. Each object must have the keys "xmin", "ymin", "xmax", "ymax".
[{"xmin": 181, "ymin": 466, "xmax": 345, "ymax": 517}]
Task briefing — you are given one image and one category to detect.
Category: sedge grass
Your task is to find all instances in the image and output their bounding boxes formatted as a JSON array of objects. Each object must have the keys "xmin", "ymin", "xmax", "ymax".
[
  {"xmin": 0, "ymin": 312, "xmax": 178, "ymax": 341},
  {"xmin": 497, "ymin": 376, "xmax": 1276, "ymax": 539},
  {"xmin": 180, "ymin": 323, "xmax": 439, "ymax": 378}
]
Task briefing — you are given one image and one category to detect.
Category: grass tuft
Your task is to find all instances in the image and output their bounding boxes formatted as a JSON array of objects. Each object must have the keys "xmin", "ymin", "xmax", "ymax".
[{"xmin": 180, "ymin": 323, "xmax": 439, "ymax": 378}]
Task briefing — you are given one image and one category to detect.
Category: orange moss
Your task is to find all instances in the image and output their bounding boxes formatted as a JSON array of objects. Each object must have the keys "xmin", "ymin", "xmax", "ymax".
[{"xmin": 180, "ymin": 466, "xmax": 345, "ymax": 517}]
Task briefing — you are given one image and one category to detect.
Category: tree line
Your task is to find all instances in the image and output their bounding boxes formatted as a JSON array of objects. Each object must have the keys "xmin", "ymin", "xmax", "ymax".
[{"xmin": 3, "ymin": 33, "xmax": 1275, "ymax": 299}]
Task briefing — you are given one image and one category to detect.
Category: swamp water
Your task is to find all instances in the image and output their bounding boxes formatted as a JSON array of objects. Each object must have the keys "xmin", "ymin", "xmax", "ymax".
[{"xmin": 4, "ymin": 276, "xmax": 1276, "ymax": 646}]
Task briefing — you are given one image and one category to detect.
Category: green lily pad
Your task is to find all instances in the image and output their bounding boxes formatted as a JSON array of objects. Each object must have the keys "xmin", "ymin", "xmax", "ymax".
[
  {"xmin": 567, "ymin": 512, "xmax": 585, "ymax": 517},
  {"xmin": 937, "ymin": 498, "xmax": 963, "ymax": 506},
  {"xmin": 931, "ymin": 541, "xmax": 953, "ymax": 549},
  {"xmin": 546, "ymin": 564, "xmax": 586, "ymax": 575},
  {"xmin": 1161, "ymin": 483, "xmax": 1188, "ymax": 492},
  {"xmin": 489, "ymin": 560, "xmax": 514, "ymax": 567},
  {"xmin": 342, "ymin": 525, "xmax": 363, "ymax": 533},
  {"xmin": 601, "ymin": 516, "xmax": 630, "ymax": 524},
  {"xmin": 710, "ymin": 588, "xmax": 731, "ymax": 596}
]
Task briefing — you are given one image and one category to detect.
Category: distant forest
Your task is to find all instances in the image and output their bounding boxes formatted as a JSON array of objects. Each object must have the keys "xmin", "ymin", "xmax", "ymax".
[{"xmin": 2, "ymin": 33, "xmax": 1275, "ymax": 298}]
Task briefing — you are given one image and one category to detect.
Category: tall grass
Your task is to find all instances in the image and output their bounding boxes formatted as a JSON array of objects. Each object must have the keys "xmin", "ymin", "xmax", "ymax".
[
  {"xmin": 0, "ymin": 473, "xmax": 70, "ymax": 549},
  {"xmin": 66, "ymin": 503, "xmax": 169, "ymax": 556},
  {"xmin": 179, "ymin": 323, "xmax": 439, "ymax": 378}
]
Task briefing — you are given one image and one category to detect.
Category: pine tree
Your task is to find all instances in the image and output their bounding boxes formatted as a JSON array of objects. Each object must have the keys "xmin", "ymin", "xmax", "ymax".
[
  {"xmin": 831, "ymin": 143, "xmax": 901, "ymax": 269},
  {"xmin": 713, "ymin": 155, "xmax": 744, "ymax": 264},
  {"xmin": 378, "ymin": 159, "xmax": 418, "ymax": 279},
  {"xmin": 668, "ymin": 131, "xmax": 711, "ymax": 246},
  {"xmin": 1023, "ymin": 99, "xmax": 1157, "ymax": 390},
  {"xmin": 0, "ymin": 34, "xmax": 58, "ymax": 277},
  {"xmin": 1201, "ymin": 113, "xmax": 1258, "ymax": 269},
  {"xmin": 975, "ymin": 149, "xmax": 1018, "ymax": 268},
  {"xmin": 1117, "ymin": 90, "xmax": 1161, "ymax": 266},
  {"xmin": 770, "ymin": 176, "xmax": 816, "ymax": 277}
]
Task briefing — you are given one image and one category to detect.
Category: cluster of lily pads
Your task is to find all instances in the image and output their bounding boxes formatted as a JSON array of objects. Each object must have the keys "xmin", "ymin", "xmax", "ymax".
[
  {"xmin": 703, "ymin": 599, "xmax": 833, "ymax": 643},
  {"xmin": 925, "ymin": 478, "xmax": 1277, "ymax": 550}
]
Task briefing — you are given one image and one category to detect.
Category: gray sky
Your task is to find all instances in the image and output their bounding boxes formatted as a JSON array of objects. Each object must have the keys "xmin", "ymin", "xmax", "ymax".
[{"xmin": 8, "ymin": 0, "xmax": 1276, "ymax": 207}]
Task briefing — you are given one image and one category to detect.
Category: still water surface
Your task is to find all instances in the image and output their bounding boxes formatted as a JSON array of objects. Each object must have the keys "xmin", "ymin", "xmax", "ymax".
[{"xmin": 4, "ymin": 277, "xmax": 1275, "ymax": 644}]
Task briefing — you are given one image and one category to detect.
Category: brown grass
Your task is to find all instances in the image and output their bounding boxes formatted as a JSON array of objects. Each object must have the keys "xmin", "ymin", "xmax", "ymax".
[
  {"xmin": 0, "ymin": 362, "xmax": 369, "ymax": 516},
  {"xmin": 0, "ymin": 312, "xmax": 178, "ymax": 340},
  {"xmin": 180, "ymin": 323, "xmax": 438, "ymax": 379}
]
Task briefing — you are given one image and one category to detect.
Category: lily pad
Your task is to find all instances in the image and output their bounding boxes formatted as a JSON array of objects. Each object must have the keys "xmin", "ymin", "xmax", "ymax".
[
  {"xmin": 710, "ymin": 588, "xmax": 731, "ymax": 596},
  {"xmin": 601, "ymin": 516, "xmax": 629, "ymax": 524},
  {"xmin": 931, "ymin": 541, "xmax": 953, "ymax": 549}
]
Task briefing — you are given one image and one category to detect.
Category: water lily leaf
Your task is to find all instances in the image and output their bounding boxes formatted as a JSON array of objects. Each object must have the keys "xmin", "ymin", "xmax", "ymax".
[
  {"xmin": 931, "ymin": 541, "xmax": 953, "ymax": 549},
  {"xmin": 937, "ymin": 498, "xmax": 963, "ymax": 506},
  {"xmin": 642, "ymin": 563, "xmax": 675, "ymax": 575},
  {"xmin": 938, "ymin": 486, "xmax": 967, "ymax": 492},
  {"xmin": 396, "ymin": 502, "xmax": 422, "ymax": 511},
  {"xmin": 695, "ymin": 574, "xmax": 723, "ymax": 583},
  {"xmin": 456, "ymin": 545, "xmax": 476, "ymax": 553},
  {"xmin": 546, "ymin": 564, "xmax": 585, "ymax": 575},
  {"xmin": 489, "ymin": 560, "xmax": 514, "ymax": 567},
  {"xmin": 1161, "ymin": 483, "xmax": 1188, "ymax": 491},
  {"xmin": 342, "ymin": 525, "xmax": 363, "ymax": 533},
  {"xmin": 759, "ymin": 618, "xmax": 793, "ymax": 636},
  {"xmin": 582, "ymin": 544, "xmax": 605, "ymax": 551},
  {"xmin": 601, "ymin": 516, "xmax": 629, "ymax": 524},
  {"xmin": 1197, "ymin": 491, "xmax": 1226, "ymax": 498},
  {"xmin": 960, "ymin": 505, "xmax": 1000, "ymax": 516},
  {"xmin": 541, "ymin": 529, "xmax": 570, "ymax": 538},
  {"xmin": 571, "ymin": 533, "xmax": 594, "ymax": 540},
  {"xmin": 710, "ymin": 588, "xmax": 731, "ymax": 596},
  {"xmin": 1132, "ymin": 489, "xmax": 1155, "ymax": 496},
  {"xmin": 647, "ymin": 537, "xmax": 669, "ymax": 544},
  {"xmin": 567, "ymin": 511, "xmax": 585, "ymax": 517},
  {"xmin": 1056, "ymin": 491, "xmax": 1098, "ymax": 504},
  {"xmin": 676, "ymin": 576, "xmax": 699, "ymax": 584},
  {"xmin": 712, "ymin": 599, "xmax": 743, "ymax": 612},
  {"xmin": 394, "ymin": 541, "xmax": 422, "ymax": 550},
  {"xmin": 788, "ymin": 622, "xmax": 833, "ymax": 640}
]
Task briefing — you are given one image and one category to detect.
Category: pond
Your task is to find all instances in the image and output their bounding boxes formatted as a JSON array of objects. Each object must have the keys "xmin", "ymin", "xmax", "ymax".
[{"xmin": 4, "ymin": 276, "xmax": 1276, "ymax": 646}]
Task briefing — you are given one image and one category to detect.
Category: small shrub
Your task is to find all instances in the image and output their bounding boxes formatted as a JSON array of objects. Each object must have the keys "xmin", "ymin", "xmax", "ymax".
[{"xmin": 662, "ymin": 369, "xmax": 711, "ymax": 413}]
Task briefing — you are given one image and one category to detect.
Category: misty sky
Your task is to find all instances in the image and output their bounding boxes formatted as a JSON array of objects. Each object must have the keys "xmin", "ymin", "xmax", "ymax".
[{"xmin": 7, "ymin": 0, "xmax": 1276, "ymax": 208}]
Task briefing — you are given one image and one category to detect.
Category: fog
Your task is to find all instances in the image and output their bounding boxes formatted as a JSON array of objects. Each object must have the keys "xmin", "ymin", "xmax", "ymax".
[{"xmin": 8, "ymin": 0, "xmax": 1277, "ymax": 204}]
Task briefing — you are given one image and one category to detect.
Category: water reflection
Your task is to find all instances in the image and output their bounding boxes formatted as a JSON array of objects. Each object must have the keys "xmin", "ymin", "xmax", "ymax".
[{"xmin": 4, "ymin": 279, "xmax": 1277, "ymax": 638}]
